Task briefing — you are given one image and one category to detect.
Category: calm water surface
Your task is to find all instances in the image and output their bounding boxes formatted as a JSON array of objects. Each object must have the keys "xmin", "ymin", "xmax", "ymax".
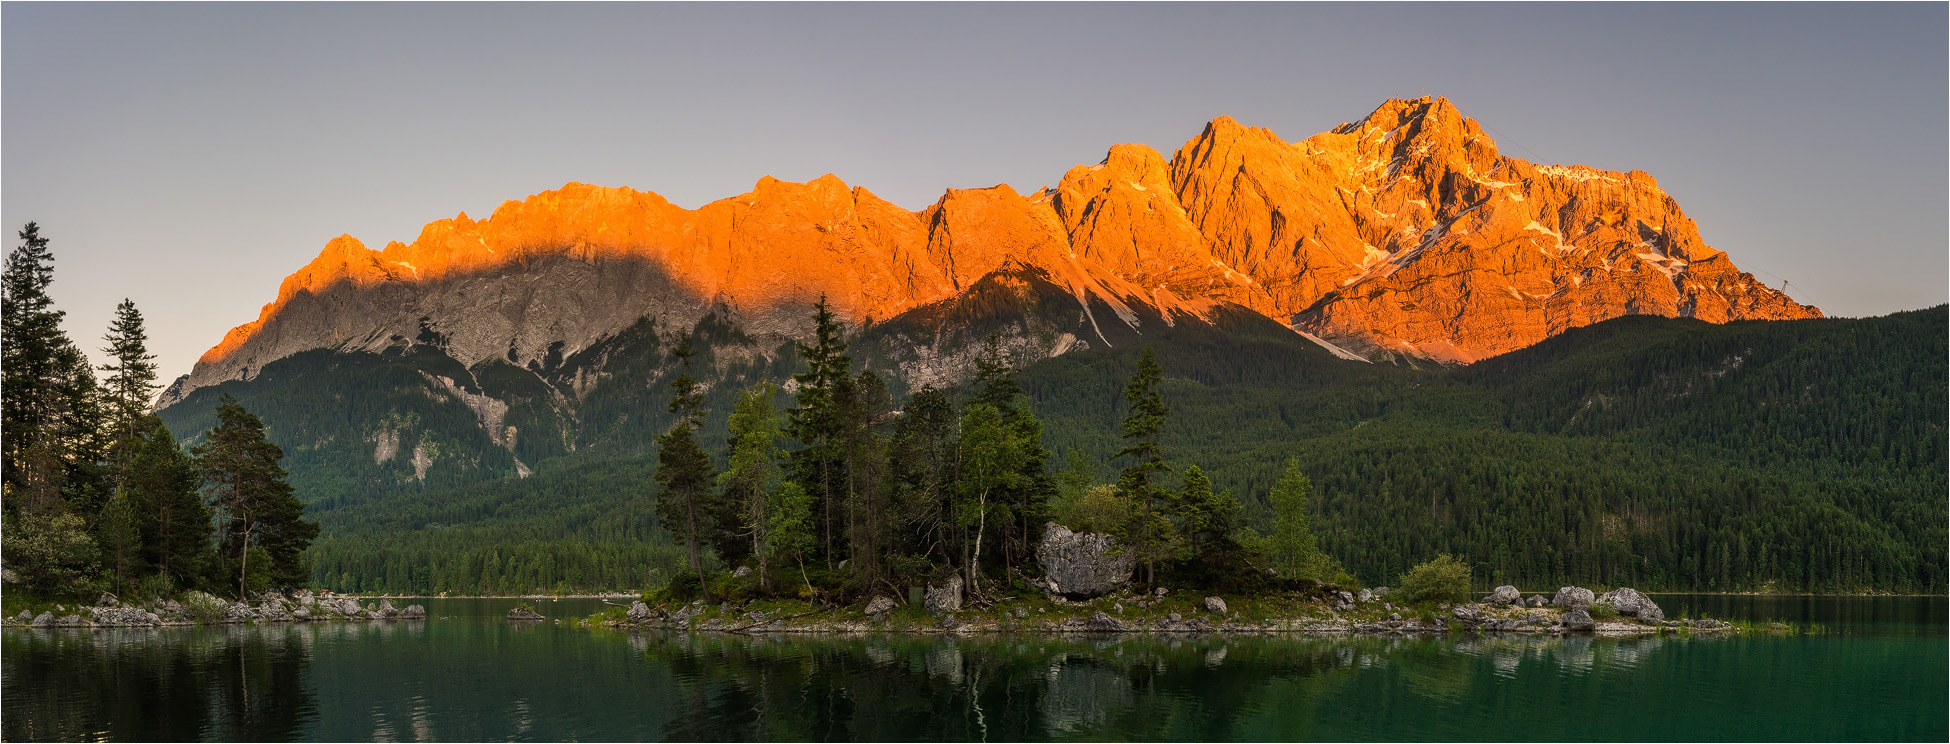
[{"xmin": 3, "ymin": 595, "xmax": 1944, "ymax": 741}]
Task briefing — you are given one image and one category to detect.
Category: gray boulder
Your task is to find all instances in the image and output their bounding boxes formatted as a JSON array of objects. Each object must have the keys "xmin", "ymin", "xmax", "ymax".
[
  {"xmin": 1638, "ymin": 604, "xmax": 1664, "ymax": 624},
  {"xmin": 1371, "ymin": 586, "xmax": 1390, "ymax": 598},
  {"xmin": 30, "ymin": 612, "xmax": 53, "ymax": 627},
  {"xmin": 626, "ymin": 601, "xmax": 653, "ymax": 622},
  {"xmin": 1356, "ymin": 588, "xmax": 1373, "ymax": 603},
  {"xmin": 91, "ymin": 607, "xmax": 161, "ymax": 627},
  {"xmin": 223, "ymin": 602, "xmax": 258, "ymax": 622},
  {"xmin": 374, "ymin": 600, "xmax": 401, "ymax": 619},
  {"xmin": 1204, "ymin": 596, "xmax": 1228, "ymax": 615},
  {"xmin": 1036, "ymin": 523, "xmax": 1135, "ymax": 598},
  {"xmin": 15, "ymin": 609, "xmax": 32, "ymax": 623},
  {"xmin": 1552, "ymin": 587, "xmax": 1596, "ymax": 608},
  {"xmin": 401, "ymin": 604, "xmax": 427, "ymax": 619},
  {"xmin": 1488, "ymin": 586, "xmax": 1522, "ymax": 604},
  {"xmin": 507, "ymin": 607, "xmax": 545, "ymax": 621},
  {"xmin": 1694, "ymin": 619, "xmax": 1720, "ymax": 629},
  {"xmin": 1561, "ymin": 608, "xmax": 1595, "ymax": 631},
  {"xmin": 925, "ymin": 575, "xmax": 964, "ymax": 615},
  {"xmin": 97, "ymin": 592, "xmax": 120, "ymax": 607},
  {"xmin": 864, "ymin": 596, "xmax": 896, "ymax": 616},
  {"xmin": 1526, "ymin": 595, "xmax": 1548, "ymax": 608},
  {"xmin": 733, "ymin": 566, "xmax": 752, "ymax": 578},
  {"xmin": 1451, "ymin": 605, "xmax": 1481, "ymax": 624},
  {"xmin": 1598, "ymin": 588, "xmax": 1654, "ymax": 615},
  {"xmin": 1086, "ymin": 611, "xmax": 1126, "ymax": 631},
  {"xmin": 292, "ymin": 607, "xmax": 313, "ymax": 621}
]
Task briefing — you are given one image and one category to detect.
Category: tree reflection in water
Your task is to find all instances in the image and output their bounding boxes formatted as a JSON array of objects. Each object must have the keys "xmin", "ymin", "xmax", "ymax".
[{"xmin": 3, "ymin": 623, "xmax": 324, "ymax": 742}]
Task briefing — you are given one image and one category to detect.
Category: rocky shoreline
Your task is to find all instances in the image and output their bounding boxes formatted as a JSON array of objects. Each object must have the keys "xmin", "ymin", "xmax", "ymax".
[
  {"xmin": 595, "ymin": 584, "xmax": 1740, "ymax": 637},
  {"xmin": 4, "ymin": 590, "xmax": 427, "ymax": 629}
]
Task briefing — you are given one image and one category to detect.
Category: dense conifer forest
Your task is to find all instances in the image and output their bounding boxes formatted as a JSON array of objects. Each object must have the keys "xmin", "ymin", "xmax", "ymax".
[{"xmin": 299, "ymin": 301, "xmax": 1945, "ymax": 597}]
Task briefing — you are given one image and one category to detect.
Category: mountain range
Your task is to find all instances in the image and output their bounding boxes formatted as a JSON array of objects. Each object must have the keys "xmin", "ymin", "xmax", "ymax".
[
  {"xmin": 145, "ymin": 97, "xmax": 1911, "ymax": 595},
  {"xmin": 162, "ymin": 96, "xmax": 1814, "ymax": 408}
]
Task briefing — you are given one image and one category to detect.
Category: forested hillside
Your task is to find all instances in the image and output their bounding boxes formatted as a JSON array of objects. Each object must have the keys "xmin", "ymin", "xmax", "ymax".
[{"xmin": 297, "ymin": 306, "xmax": 1945, "ymax": 595}]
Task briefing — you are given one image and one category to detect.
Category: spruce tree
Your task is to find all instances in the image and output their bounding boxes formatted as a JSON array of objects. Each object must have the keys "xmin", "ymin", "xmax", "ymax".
[
  {"xmin": 653, "ymin": 337, "xmax": 719, "ymax": 599},
  {"xmin": 786, "ymin": 295, "xmax": 851, "ymax": 568},
  {"xmin": 2, "ymin": 222, "xmax": 63, "ymax": 490},
  {"xmin": 1175, "ymin": 465, "xmax": 1250, "ymax": 586},
  {"xmin": 193, "ymin": 395, "xmax": 318, "ymax": 596},
  {"xmin": 1113, "ymin": 347, "xmax": 1175, "ymax": 586},
  {"xmin": 1268, "ymin": 458, "xmax": 1325, "ymax": 579},
  {"xmin": 100, "ymin": 299, "xmax": 160, "ymax": 470},
  {"xmin": 128, "ymin": 416, "xmax": 212, "ymax": 589},
  {"xmin": 885, "ymin": 386, "xmax": 958, "ymax": 585}
]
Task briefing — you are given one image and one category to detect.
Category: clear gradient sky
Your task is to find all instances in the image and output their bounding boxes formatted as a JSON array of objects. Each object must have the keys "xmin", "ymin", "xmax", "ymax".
[{"xmin": 5, "ymin": 2, "xmax": 1945, "ymax": 381}]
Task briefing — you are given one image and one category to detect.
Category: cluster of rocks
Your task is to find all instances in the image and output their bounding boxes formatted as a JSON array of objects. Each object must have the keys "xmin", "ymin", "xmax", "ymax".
[
  {"xmin": 7, "ymin": 590, "xmax": 427, "ymax": 629},
  {"xmin": 608, "ymin": 599, "xmax": 791, "ymax": 632}
]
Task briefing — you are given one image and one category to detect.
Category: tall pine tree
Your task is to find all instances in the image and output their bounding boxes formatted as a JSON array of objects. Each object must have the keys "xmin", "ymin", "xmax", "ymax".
[
  {"xmin": 1113, "ymin": 347, "xmax": 1175, "ymax": 586},
  {"xmin": 787, "ymin": 295, "xmax": 852, "ymax": 569},
  {"xmin": 193, "ymin": 395, "xmax": 318, "ymax": 596},
  {"xmin": 653, "ymin": 337, "xmax": 720, "ymax": 599},
  {"xmin": 100, "ymin": 299, "xmax": 160, "ymax": 477}
]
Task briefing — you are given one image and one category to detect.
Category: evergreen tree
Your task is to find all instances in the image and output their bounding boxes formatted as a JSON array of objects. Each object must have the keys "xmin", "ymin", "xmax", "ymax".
[
  {"xmin": 128, "ymin": 416, "xmax": 213, "ymax": 589},
  {"xmin": 100, "ymin": 299, "xmax": 160, "ymax": 476},
  {"xmin": 653, "ymin": 337, "xmax": 720, "ymax": 600},
  {"xmin": 1174, "ymin": 465, "xmax": 1254, "ymax": 587},
  {"xmin": 720, "ymin": 381, "xmax": 782, "ymax": 591},
  {"xmin": 1267, "ymin": 458, "xmax": 1326, "ymax": 579},
  {"xmin": 884, "ymin": 386, "xmax": 958, "ymax": 587},
  {"xmin": 839, "ymin": 369, "xmax": 892, "ymax": 593},
  {"xmin": 2, "ymin": 222, "xmax": 105, "ymax": 515},
  {"xmin": 768, "ymin": 481, "xmax": 816, "ymax": 593},
  {"xmin": 193, "ymin": 395, "xmax": 318, "ymax": 596},
  {"xmin": 99, "ymin": 486, "xmax": 142, "ymax": 594},
  {"xmin": 2, "ymin": 222, "xmax": 63, "ymax": 491},
  {"xmin": 1113, "ymin": 347, "xmax": 1176, "ymax": 586},
  {"xmin": 786, "ymin": 295, "xmax": 852, "ymax": 569}
]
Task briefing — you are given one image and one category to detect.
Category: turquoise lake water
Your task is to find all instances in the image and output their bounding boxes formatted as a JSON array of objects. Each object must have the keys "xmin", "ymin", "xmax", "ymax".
[{"xmin": 2, "ymin": 595, "xmax": 1943, "ymax": 741}]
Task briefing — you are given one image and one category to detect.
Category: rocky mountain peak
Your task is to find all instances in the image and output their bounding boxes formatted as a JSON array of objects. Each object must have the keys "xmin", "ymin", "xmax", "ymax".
[{"xmin": 162, "ymin": 97, "xmax": 1820, "ymax": 408}]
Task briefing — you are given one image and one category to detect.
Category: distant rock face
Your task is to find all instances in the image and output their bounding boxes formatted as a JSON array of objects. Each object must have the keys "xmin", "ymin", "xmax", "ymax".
[
  {"xmin": 164, "ymin": 96, "xmax": 1814, "ymax": 410},
  {"xmin": 1037, "ymin": 522, "xmax": 1135, "ymax": 598}
]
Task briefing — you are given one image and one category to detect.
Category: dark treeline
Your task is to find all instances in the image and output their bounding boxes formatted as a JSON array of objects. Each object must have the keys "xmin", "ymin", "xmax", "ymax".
[
  {"xmin": 1017, "ymin": 309, "xmax": 1947, "ymax": 594},
  {"xmin": 2, "ymin": 223, "xmax": 316, "ymax": 601}
]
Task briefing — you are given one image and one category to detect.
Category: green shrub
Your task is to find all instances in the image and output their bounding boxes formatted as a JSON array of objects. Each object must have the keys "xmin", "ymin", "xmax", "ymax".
[
  {"xmin": 1055, "ymin": 484, "xmax": 1128, "ymax": 535},
  {"xmin": 180, "ymin": 591, "xmax": 229, "ymax": 623},
  {"xmin": 1588, "ymin": 602, "xmax": 1620, "ymax": 620},
  {"xmin": 1398, "ymin": 554, "xmax": 1471, "ymax": 605}
]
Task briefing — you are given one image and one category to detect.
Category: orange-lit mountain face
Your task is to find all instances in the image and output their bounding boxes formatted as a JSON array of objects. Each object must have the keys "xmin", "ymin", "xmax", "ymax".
[{"xmin": 163, "ymin": 97, "xmax": 1816, "ymax": 406}]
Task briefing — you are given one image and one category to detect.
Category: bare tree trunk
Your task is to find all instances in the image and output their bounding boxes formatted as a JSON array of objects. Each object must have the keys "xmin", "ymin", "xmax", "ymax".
[{"xmin": 968, "ymin": 489, "xmax": 988, "ymax": 599}]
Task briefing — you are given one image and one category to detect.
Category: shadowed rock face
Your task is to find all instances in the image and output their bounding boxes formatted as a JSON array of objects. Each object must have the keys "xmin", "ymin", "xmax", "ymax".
[{"xmin": 165, "ymin": 97, "xmax": 1815, "ymax": 407}]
